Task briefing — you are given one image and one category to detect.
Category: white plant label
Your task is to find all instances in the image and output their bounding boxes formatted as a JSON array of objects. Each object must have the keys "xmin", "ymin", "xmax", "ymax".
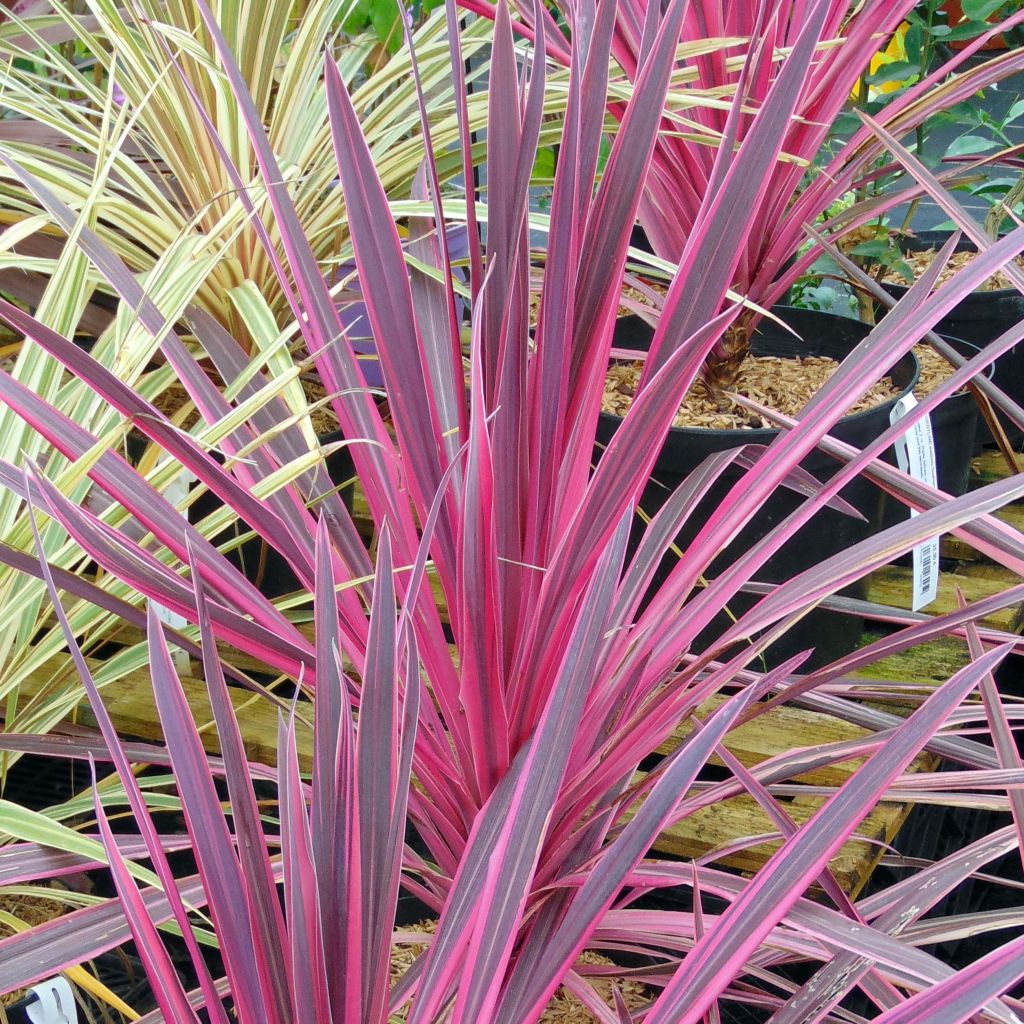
[
  {"xmin": 889, "ymin": 393, "xmax": 939, "ymax": 612},
  {"xmin": 155, "ymin": 469, "xmax": 195, "ymax": 674},
  {"xmin": 26, "ymin": 977, "xmax": 77, "ymax": 1023}
]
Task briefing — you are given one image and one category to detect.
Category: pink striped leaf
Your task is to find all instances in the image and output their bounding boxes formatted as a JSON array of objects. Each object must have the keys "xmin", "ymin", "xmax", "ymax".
[
  {"xmin": 2, "ymin": 461, "xmax": 313, "ymax": 676},
  {"xmin": 0, "ymin": 834, "xmax": 195, "ymax": 886},
  {"xmin": 643, "ymin": 644, "xmax": 1013, "ymax": 1024},
  {"xmin": 408, "ymin": 517, "xmax": 631, "ymax": 1023},
  {"xmin": 27, "ymin": 494, "xmax": 232, "ymax": 1022},
  {"xmin": 869, "ymin": 933, "xmax": 1024, "ymax": 1024},
  {"xmin": 90, "ymin": 763, "xmax": 201, "ymax": 1023},
  {"xmin": 493, "ymin": 652, "xmax": 809, "ymax": 1023},
  {"xmin": 324, "ymin": 55, "xmax": 454, "ymax": 568},
  {"xmin": 147, "ymin": 606, "xmax": 287, "ymax": 1024},
  {"xmin": 186, "ymin": 0, "xmax": 423, "ymax": 579},
  {"xmin": 0, "ymin": 353, "xmax": 302, "ymax": 629},
  {"xmin": 189, "ymin": 545, "xmax": 294, "ymax": 1016},
  {"xmin": 278, "ymin": 709, "xmax": 332, "ymax": 1024},
  {"xmin": 0, "ymin": 872, "xmax": 211, "ymax": 992}
]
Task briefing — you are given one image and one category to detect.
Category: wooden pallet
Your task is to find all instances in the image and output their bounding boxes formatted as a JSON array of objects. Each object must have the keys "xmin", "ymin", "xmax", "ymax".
[
  {"xmin": 11, "ymin": 641, "xmax": 935, "ymax": 896},
  {"xmin": 7, "ymin": 450, "xmax": 1022, "ymax": 897}
]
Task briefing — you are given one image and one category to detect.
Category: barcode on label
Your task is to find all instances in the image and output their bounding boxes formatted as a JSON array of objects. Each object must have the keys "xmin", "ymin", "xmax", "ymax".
[
  {"xmin": 919, "ymin": 542, "xmax": 933, "ymax": 582},
  {"xmin": 917, "ymin": 539, "xmax": 937, "ymax": 603}
]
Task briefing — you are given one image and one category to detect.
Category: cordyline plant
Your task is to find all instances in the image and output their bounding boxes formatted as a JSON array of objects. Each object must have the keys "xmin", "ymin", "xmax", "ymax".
[
  {"xmin": 462, "ymin": 0, "xmax": 1024, "ymax": 387},
  {"xmin": 0, "ymin": 0, "xmax": 526, "ymax": 749},
  {"xmin": 3, "ymin": 0, "xmax": 1024, "ymax": 1020},
  {"xmin": 0, "ymin": 0, "xmax": 722, "ymax": 736}
]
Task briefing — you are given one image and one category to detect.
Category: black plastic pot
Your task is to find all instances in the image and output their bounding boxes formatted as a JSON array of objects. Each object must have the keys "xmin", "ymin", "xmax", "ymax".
[
  {"xmin": 882, "ymin": 231, "xmax": 1024, "ymax": 448},
  {"xmin": 859, "ymin": 762, "xmax": 1024, "ymax": 994},
  {"xmin": 875, "ymin": 650, "xmax": 1022, "ymax": 986},
  {"xmin": 878, "ymin": 339, "xmax": 991, "ymax": 558},
  {"xmin": 925, "ymin": 341, "xmax": 989, "ymax": 497},
  {"xmin": 596, "ymin": 306, "xmax": 918, "ymax": 670},
  {"xmin": 629, "ymin": 223, "xmax": 654, "ymax": 254},
  {"xmin": 395, "ymin": 891, "xmax": 437, "ymax": 927}
]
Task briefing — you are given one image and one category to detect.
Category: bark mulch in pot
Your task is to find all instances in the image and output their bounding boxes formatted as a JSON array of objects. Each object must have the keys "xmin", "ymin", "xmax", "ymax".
[
  {"xmin": 882, "ymin": 247, "xmax": 1024, "ymax": 292},
  {"xmin": 879, "ymin": 233, "xmax": 1024, "ymax": 449},
  {"xmin": 0, "ymin": 890, "xmax": 67, "ymax": 1008},
  {"xmin": 912, "ymin": 342, "xmax": 965, "ymax": 398},
  {"xmin": 388, "ymin": 919, "xmax": 649, "ymax": 1023},
  {"xmin": 602, "ymin": 352, "xmax": 899, "ymax": 430}
]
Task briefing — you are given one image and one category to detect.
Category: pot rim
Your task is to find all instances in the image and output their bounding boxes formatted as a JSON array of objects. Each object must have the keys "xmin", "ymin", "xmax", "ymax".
[
  {"xmin": 885, "ymin": 229, "xmax": 1022, "ymax": 301},
  {"xmin": 602, "ymin": 306, "xmax": 919, "ymax": 441}
]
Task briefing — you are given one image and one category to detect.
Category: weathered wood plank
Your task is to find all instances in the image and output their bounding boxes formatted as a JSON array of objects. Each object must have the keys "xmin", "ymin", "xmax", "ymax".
[
  {"xmin": 850, "ymin": 633, "xmax": 971, "ymax": 685},
  {"xmin": 653, "ymin": 655, "xmax": 939, "ymax": 897},
  {"xmin": 866, "ymin": 565, "xmax": 1022, "ymax": 629},
  {"xmin": 661, "ymin": 694, "xmax": 872, "ymax": 789},
  {"xmin": 13, "ymin": 652, "xmax": 309, "ymax": 772},
  {"xmin": 970, "ymin": 449, "xmax": 1023, "ymax": 487},
  {"xmin": 653, "ymin": 792, "xmax": 898, "ymax": 896},
  {"xmin": 941, "ymin": 506, "xmax": 1024, "ymax": 562}
]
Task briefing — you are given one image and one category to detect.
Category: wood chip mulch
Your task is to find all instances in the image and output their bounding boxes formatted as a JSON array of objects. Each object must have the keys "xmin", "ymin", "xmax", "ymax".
[
  {"xmin": 298, "ymin": 379, "xmax": 342, "ymax": 436},
  {"xmin": 0, "ymin": 890, "xmax": 67, "ymax": 1007},
  {"xmin": 603, "ymin": 354, "xmax": 900, "ymax": 430},
  {"xmin": 882, "ymin": 247, "xmax": 1024, "ymax": 291},
  {"xmin": 913, "ymin": 343, "xmax": 964, "ymax": 399},
  {"xmin": 388, "ymin": 919, "xmax": 649, "ymax": 1023}
]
